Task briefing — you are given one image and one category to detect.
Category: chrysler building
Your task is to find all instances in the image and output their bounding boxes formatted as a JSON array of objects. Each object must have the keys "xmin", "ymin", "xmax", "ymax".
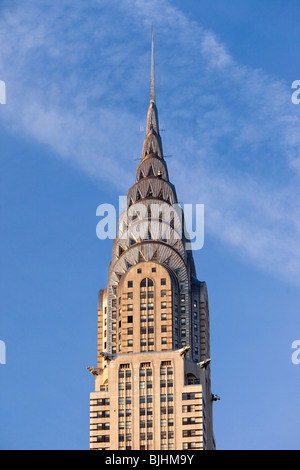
[{"xmin": 89, "ymin": 29, "xmax": 216, "ymax": 451}]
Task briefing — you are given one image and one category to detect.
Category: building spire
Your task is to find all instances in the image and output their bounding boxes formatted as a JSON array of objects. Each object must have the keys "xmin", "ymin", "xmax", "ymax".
[
  {"xmin": 142, "ymin": 25, "xmax": 163, "ymax": 160},
  {"xmin": 150, "ymin": 24, "xmax": 155, "ymax": 104}
]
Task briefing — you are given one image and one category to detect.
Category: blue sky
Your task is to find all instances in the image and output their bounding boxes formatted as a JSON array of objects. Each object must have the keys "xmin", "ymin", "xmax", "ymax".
[{"xmin": 0, "ymin": 0, "xmax": 299, "ymax": 450}]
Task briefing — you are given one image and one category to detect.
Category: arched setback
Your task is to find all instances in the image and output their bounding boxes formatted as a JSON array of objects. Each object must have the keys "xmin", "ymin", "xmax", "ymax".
[{"xmin": 116, "ymin": 262, "xmax": 174, "ymax": 354}]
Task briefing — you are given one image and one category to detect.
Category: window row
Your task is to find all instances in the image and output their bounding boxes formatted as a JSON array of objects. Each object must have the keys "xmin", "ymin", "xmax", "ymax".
[
  {"xmin": 127, "ymin": 278, "xmax": 166, "ymax": 288},
  {"xmin": 95, "ymin": 398, "xmax": 110, "ymax": 406}
]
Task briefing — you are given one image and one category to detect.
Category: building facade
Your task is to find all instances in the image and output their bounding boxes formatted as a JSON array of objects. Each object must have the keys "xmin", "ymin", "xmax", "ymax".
[{"xmin": 89, "ymin": 31, "xmax": 216, "ymax": 451}]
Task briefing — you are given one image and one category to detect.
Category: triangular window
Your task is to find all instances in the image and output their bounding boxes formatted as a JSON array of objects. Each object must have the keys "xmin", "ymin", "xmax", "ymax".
[
  {"xmin": 147, "ymin": 226, "xmax": 152, "ymax": 240},
  {"xmin": 125, "ymin": 259, "xmax": 133, "ymax": 270},
  {"xmin": 152, "ymin": 250, "xmax": 158, "ymax": 262},
  {"xmin": 146, "ymin": 185, "xmax": 153, "ymax": 198},
  {"xmin": 147, "ymin": 166, "xmax": 154, "ymax": 177}
]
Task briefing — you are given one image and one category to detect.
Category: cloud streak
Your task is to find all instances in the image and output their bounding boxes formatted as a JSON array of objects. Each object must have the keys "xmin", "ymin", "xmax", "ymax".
[{"xmin": 0, "ymin": 0, "xmax": 300, "ymax": 285}]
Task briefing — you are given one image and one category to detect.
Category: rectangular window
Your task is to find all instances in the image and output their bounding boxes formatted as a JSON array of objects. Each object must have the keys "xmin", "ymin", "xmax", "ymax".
[
  {"xmin": 127, "ymin": 316, "xmax": 133, "ymax": 323},
  {"xmin": 127, "ymin": 292, "xmax": 133, "ymax": 300},
  {"xmin": 161, "ymin": 313, "xmax": 167, "ymax": 321},
  {"xmin": 161, "ymin": 278, "xmax": 166, "ymax": 285},
  {"xmin": 128, "ymin": 281, "xmax": 133, "ymax": 288},
  {"xmin": 161, "ymin": 290, "xmax": 166, "ymax": 297},
  {"xmin": 97, "ymin": 435, "xmax": 110, "ymax": 443},
  {"xmin": 161, "ymin": 301, "xmax": 167, "ymax": 309},
  {"xmin": 161, "ymin": 337, "xmax": 167, "ymax": 344}
]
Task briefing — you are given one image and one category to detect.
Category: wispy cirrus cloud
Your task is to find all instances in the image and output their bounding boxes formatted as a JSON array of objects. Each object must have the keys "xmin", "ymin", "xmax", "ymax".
[{"xmin": 0, "ymin": 0, "xmax": 300, "ymax": 285}]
